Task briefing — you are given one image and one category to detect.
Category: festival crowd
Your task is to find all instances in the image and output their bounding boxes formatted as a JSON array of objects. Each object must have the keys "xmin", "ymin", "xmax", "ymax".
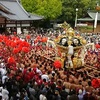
[{"xmin": 0, "ymin": 28, "xmax": 99, "ymax": 100}]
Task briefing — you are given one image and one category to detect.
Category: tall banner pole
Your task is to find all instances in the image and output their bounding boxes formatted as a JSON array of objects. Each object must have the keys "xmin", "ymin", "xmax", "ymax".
[
  {"xmin": 94, "ymin": 3, "xmax": 99, "ymax": 29},
  {"xmin": 94, "ymin": 12, "xmax": 98, "ymax": 28}
]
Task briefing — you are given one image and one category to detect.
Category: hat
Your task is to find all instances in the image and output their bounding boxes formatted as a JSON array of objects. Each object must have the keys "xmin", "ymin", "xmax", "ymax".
[{"xmin": 78, "ymin": 89, "xmax": 82, "ymax": 94}]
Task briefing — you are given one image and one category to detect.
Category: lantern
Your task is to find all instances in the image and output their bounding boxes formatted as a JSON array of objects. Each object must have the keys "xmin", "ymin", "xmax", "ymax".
[{"xmin": 8, "ymin": 57, "xmax": 16, "ymax": 64}]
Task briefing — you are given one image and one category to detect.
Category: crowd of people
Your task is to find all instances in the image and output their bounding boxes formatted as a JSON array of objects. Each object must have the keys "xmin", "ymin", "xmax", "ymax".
[{"xmin": 0, "ymin": 28, "xmax": 99, "ymax": 100}]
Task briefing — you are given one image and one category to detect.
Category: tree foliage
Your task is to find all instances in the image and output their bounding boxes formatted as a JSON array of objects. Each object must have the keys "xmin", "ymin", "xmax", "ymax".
[
  {"xmin": 60, "ymin": 0, "xmax": 97, "ymax": 23},
  {"xmin": 21, "ymin": 0, "xmax": 99, "ymax": 26},
  {"xmin": 21, "ymin": 0, "xmax": 62, "ymax": 20}
]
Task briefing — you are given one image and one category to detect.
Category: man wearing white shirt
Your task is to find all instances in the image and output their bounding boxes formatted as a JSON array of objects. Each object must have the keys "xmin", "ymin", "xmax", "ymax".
[
  {"xmin": 2, "ymin": 75, "xmax": 8, "ymax": 84},
  {"xmin": 2, "ymin": 87, "xmax": 9, "ymax": 100},
  {"xmin": 39, "ymin": 90, "xmax": 47, "ymax": 100},
  {"xmin": 0, "ymin": 67, "xmax": 7, "ymax": 76}
]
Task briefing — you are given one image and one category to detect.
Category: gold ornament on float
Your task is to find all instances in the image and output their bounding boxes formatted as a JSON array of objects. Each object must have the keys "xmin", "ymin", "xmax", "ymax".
[{"xmin": 54, "ymin": 22, "xmax": 87, "ymax": 69}]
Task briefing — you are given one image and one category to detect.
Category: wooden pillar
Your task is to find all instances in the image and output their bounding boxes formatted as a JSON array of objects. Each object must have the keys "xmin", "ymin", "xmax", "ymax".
[
  {"xmin": 16, "ymin": 21, "xmax": 17, "ymax": 33},
  {"xmin": 29, "ymin": 21, "xmax": 31, "ymax": 28},
  {"xmin": 4, "ymin": 18, "xmax": 7, "ymax": 33},
  {"xmin": 4, "ymin": 18, "xmax": 6, "ymax": 28},
  {"xmin": 93, "ymin": 21, "xmax": 94, "ymax": 32},
  {"xmin": 20, "ymin": 21, "xmax": 23, "ymax": 33}
]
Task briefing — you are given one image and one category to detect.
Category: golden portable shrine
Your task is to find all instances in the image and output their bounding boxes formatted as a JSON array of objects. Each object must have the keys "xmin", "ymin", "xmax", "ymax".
[{"xmin": 54, "ymin": 22, "xmax": 87, "ymax": 69}]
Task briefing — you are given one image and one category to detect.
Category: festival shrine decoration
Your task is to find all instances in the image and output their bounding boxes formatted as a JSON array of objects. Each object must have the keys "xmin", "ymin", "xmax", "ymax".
[
  {"xmin": 0, "ymin": 35, "xmax": 31, "ymax": 66},
  {"xmin": 53, "ymin": 60, "xmax": 62, "ymax": 69},
  {"xmin": 42, "ymin": 37, "xmax": 48, "ymax": 43},
  {"xmin": 95, "ymin": 44, "xmax": 100, "ymax": 49},
  {"xmin": 92, "ymin": 78, "xmax": 100, "ymax": 88},
  {"xmin": 54, "ymin": 22, "xmax": 87, "ymax": 69}
]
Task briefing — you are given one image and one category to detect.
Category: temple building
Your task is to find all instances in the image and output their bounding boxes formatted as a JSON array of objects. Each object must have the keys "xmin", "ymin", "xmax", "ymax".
[
  {"xmin": 77, "ymin": 11, "xmax": 100, "ymax": 33},
  {"xmin": 0, "ymin": 0, "xmax": 43, "ymax": 33}
]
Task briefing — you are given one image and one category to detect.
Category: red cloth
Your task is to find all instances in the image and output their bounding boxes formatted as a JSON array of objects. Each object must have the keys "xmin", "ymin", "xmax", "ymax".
[
  {"xmin": 34, "ymin": 74, "xmax": 39, "ymax": 80},
  {"xmin": 36, "ymin": 79, "xmax": 43, "ymax": 86},
  {"xmin": 16, "ymin": 76, "xmax": 21, "ymax": 81},
  {"xmin": 24, "ymin": 74, "xmax": 31, "ymax": 83},
  {"xmin": 28, "ymin": 71, "xmax": 35, "ymax": 80},
  {"xmin": 23, "ymin": 68, "xmax": 27, "ymax": 75}
]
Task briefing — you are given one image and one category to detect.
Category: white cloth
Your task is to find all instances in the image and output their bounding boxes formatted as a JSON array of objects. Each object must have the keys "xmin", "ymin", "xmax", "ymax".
[
  {"xmin": 0, "ymin": 63, "xmax": 5, "ymax": 68},
  {"xmin": 0, "ymin": 93, "xmax": 2, "ymax": 97},
  {"xmin": 29, "ymin": 87, "xmax": 35, "ymax": 96},
  {"xmin": 0, "ymin": 68, "xmax": 7, "ymax": 76},
  {"xmin": 41, "ymin": 74, "xmax": 49, "ymax": 82},
  {"xmin": 68, "ymin": 56, "xmax": 73, "ymax": 68},
  {"xmin": 68, "ymin": 45, "xmax": 74, "ymax": 55},
  {"xmin": 2, "ymin": 76, "xmax": 8, "ymax": 84},
  {"xmin": 2, "ymin": 88, "xmax": 9, "ymax": 100},
  {"xmin": 0, "ymin": 87, "xmax": 3, "ymax": 92},
  {"xmin": 39, "ymin": 94, "xmax": 47, "ymax": 100},
  {"xmin": 36, "ymin": 69, "xmax": 42, "ymax": 75}
]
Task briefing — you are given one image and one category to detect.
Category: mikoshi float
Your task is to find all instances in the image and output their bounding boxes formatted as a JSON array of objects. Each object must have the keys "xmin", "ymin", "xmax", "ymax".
[{"xmin": 54, "ymin": 22, "xmax": 87, "ymax": 69}]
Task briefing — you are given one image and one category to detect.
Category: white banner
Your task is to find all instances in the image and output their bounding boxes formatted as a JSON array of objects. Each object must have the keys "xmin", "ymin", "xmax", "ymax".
[{"xmin": 94, "ymin": 12, "xmax": 98, "ymax": 28}]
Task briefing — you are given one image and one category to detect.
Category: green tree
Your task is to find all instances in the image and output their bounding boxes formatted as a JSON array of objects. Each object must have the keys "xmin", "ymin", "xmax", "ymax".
[
  {"xmin": 59, "ymin": 0, "xmax": 97, "ymax": 24},
  {"xmin": 21, "ymin": 0, "xmax": 62, "ymax": 20}
]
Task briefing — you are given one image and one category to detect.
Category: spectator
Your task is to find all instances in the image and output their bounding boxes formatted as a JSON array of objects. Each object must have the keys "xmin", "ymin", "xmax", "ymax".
[
  {"xmin": 78, "ymin": 89, "xmax": 86, "ymax": 100},
  {"xmin": 68, "ymin": 89, "xmax": 79, "ymax": 100},
  {"xmin": 39, "ymin": 90, "xmax": 47, "ymax": 100}
]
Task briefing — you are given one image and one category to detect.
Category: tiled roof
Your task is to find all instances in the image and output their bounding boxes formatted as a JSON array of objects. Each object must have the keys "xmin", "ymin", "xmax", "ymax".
[
  {"xmin": 78, "ymin": 17, "xmax": 94, "ymax": 21},
  {"xmin": 0, "ymin": 0, "xmax": 43, "ymax": 21},
  {"xmin": 78, "ymin": 11, "xmax": 100, "ymax": 21},
  {"xmin": 88, "ymin": 11, "xmax": 100, "ymax": 21}
]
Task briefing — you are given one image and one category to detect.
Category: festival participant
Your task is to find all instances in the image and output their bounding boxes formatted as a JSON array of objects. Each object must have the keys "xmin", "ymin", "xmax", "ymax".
[
  {"xmin": 41, "ymin": 72, "xmax": 49, "ymax": 83},
  {"xmin": 68, "ymin": 89, "xmax": 79, "ymax": 100},
  {"xmin": 39, "ymin": 90, "xmax": 47, "ymax": 100},
  {"xmin": 1, "ymin": 86, "xmax": 9, "ymax": 100},
  {"xmin": 78, "ymin": 88, "xmax": 86, "ymax": 100},
  {"xmin": 60, "ymin": 86, "xmax": 68, "ymax": 100},
  {"xmin": 0, "ymin": 29, "xmax": 100, "ymax": 100}
]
